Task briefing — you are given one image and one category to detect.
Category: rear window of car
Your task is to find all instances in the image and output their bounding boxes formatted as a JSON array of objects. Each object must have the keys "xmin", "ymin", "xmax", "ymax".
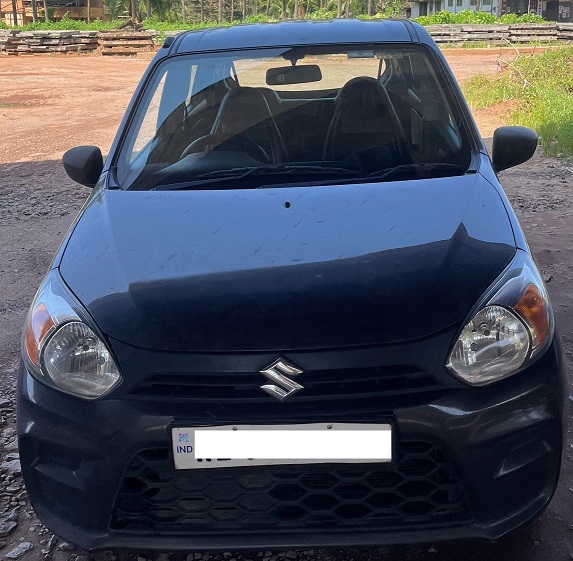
[{"xmin": 115, "ymin": 44, "xmax": 474, "ymax": 191}]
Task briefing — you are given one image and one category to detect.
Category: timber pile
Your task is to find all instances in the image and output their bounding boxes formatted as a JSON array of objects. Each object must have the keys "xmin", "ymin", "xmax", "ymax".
[
  {"xmin": 2, "ymin": 24, "xmax": 573, "ymax": 55},
  {"xmin": 557, "ymin": 22, "xmax": 573, "ymax": 40},
  {"xmin": 98, "ymin": 31, "xmax": 155, "ymax": 55},
  {"xmin": 424, "ymin": 23, "xmax": 573, "ymax": 44},
  {"xmin": 425, "ymin": 24, "xmax": 510, "ymax": 44},
  {"xmin": 426, "ymin": 24, "xmax": 510, "ymax": 44},
  {"xmin": 18, "ymin": 30, "xmax": 98, "ymax": 53},
  {"xmin": 0, "ymin": 30, "xmax": 23, "ymax": 55},
  {"xmin": 0, "ymin": 30, "xmax": 98, "ymax": 54},
  {"xmin": 507, "ymin": 23, "xmax": 558, "ymax": 42}
]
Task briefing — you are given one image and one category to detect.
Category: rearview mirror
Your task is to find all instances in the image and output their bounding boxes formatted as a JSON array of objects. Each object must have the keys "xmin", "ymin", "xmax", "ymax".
[
  {"xmin": 266, "ymin": 64, "xmax": 322, "ymax": 86},
  {"xmin": 492, "ymin": 126, "xmax": 538, "ymax": 173},
  {"xmin": 62, "ymin": 145, "xmax": 104, "ymax": 188}
]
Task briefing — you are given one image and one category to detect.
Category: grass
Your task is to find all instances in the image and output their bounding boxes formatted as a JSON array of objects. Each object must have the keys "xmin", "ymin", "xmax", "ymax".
[{"xmin": 463, "ymin": 45, "xmax": 573, "ymax": 156}]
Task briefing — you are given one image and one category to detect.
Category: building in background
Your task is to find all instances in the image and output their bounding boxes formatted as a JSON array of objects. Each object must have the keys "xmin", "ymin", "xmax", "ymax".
[
  {"xmin": 409, "ymin": 0, "xmax": 571, "ymax": 19},
  {"xmin": 0, "ymin": 0, "xmax": 104, "ymax": 25}
]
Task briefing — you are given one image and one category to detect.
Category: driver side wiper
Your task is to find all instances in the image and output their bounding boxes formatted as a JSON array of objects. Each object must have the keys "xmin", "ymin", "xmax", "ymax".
[{"xmin": 153, "ymin": 165, "xmax": 359, "ymax": 191}]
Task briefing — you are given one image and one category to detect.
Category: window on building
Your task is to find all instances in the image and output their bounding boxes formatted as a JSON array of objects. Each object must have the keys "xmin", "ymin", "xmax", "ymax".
[
  {"xmin": 448, "ymin": 0, "xmax": 453, "ymax": 6},
  {"xmin": 419, "ymin": 1, "xmax": 428, "ymax": 14},
  {"xmin": 456, "ymin": 0, "xmax": 462, "ymax": 6}
]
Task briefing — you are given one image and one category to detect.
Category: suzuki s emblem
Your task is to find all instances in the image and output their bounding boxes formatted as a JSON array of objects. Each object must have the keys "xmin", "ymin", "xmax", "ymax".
[{"xmin": 259, "ymin": 358, "xmax": 304, "ymax": 401}]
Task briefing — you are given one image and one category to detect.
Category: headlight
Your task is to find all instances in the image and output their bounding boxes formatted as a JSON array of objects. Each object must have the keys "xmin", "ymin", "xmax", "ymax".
[
  {"xmin": 22, "ymin": 270, "xmax": 122, "ymax": 399},
  {"xmin": 447, "ymin": 250, "xmax": 554, "ymax": 386}
]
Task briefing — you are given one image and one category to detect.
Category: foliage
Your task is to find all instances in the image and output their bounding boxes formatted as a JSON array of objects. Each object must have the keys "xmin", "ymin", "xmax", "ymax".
[
  {"xmin": 19, "ymin": 15, "xmax": 122, "ymax": 30},
  {"xmin": 415, "ymin": 10, "xmax": 546, "ymax": 25},
  {"xmin": 0, "ymin": 20, "xmax": 8, "ymax": 29},
  {"xmin": 105, "ymin": 0, "xmax": 128, "ymax": 20},
  {"xmin": 498, "ymin": 12, "xmax": 545, "ymax": 23},
  {"xmin": 305, "ymin": 8, "xmax": 337, "ymax": 18},
  {"xmin": 463, "ymin": 46, "xmax": 573, "ymax": 156},
  {"xmin": 10, "ymin": 4, "xmax": 547, "ymax": 31}
]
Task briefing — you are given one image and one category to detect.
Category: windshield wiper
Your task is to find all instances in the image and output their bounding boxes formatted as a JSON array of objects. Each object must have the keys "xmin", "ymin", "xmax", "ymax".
[
  {"xmin": 257, "ymin": 163, "xmax": 467, "ymax": 189},
  {"xmin": 364, "ymin": 162, "xmax": 465, "ymax": 181},
  {"xmin": 153, "ymin": 165, "xmax": 359, "ymax": 191}
]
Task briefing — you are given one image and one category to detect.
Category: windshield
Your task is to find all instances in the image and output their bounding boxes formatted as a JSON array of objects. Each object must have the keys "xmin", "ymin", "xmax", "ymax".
[{"xmin": 116, "ymin": 44, "xmax": 474, "ymax": 190}]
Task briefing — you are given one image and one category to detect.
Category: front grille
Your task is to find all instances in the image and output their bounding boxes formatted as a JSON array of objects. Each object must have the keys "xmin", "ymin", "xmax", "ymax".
[
  {"xmin": 110, "ymin": 441, "xmax": 472, "ymax": 534},
  {"xmin": 127, "ymin": 366, "xmax": 442, "ymax": 404}
]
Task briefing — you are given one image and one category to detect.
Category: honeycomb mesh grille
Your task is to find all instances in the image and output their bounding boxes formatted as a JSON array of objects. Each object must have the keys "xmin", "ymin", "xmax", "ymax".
[{"xmin": 110, "ymin": 441, "xmax": 472, "ymax": 534}]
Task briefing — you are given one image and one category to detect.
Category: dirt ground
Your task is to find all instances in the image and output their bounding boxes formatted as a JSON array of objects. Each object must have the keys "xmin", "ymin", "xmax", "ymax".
[{"xmin": 1, "ymin": 47, "xmax": 573, "ymax": 561}]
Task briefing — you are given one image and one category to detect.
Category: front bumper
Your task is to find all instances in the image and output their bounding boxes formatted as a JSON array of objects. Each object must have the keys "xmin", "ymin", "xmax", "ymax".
[{"xmin": 18, "ymin": 339, "xmax": 566, "ymax": 551}]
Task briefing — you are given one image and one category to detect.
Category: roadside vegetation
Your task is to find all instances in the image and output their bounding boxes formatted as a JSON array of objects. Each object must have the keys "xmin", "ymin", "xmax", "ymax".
[
  {"xmin": 463, "ymin": 45, "xmax": 573, "ymax": 156},
  {"xmin": 416, "ymin": 9, "xmax": 545, "ymax": 24},
  {"xmin": 10, "ymin": 8, "xmax": 546, "ymax": 31}
]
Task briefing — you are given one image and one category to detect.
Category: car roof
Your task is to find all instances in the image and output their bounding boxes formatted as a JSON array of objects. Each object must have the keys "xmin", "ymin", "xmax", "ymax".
[{"xmin": 175, "ymin": 19, "xmax": 429, "ymax": 54}]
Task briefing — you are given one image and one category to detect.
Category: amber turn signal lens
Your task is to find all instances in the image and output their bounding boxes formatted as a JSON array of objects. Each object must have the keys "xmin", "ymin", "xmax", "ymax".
[
  {"xmin": 513, "ymin": 283, "xmax": 550, "ymax": 350},
  {"xmin": 25, "ymin": 302, "xmax": 55, "ymax": 367}
]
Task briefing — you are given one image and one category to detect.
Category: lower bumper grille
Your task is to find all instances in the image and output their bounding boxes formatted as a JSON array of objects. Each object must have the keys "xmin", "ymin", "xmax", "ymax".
[{"xmin": 110, "ymin": 441, "xmax": 472, "ymax": 534}]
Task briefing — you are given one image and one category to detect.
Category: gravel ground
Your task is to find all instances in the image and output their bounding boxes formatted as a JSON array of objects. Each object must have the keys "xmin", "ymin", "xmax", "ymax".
[{"xmin": 1, "ymin": 49, "xmax": 573, "ymax": 561}]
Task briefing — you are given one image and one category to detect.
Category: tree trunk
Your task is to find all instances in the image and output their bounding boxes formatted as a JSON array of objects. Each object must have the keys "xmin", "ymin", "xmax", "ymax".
[
  {"xmin": 219, "ymin": 0, "xmax": 223, "ymax": 23},
  {"xmin": 200, "ymin": 0, "xmax": 204, "ymax": 21},
  {"xmin": 242, "ymin": 0, "xmax": 246, "ymax": 19},
  {"xmin": 87, "ymin": 0, "xmax": 91, "ymax": 23},
  {"xmin": 367, "ymin": 0, "xmax": 372, "ymax": 15},
  {"xmin": 182, "ymin": 0, "xmax": 187, "ymax": 23},
  {"xmin": 265, "ymin": 0, "xmax": 270, "ymax": 15},
  {"xmin": 294, "ymin": 0, "xmax": 298, "ymax": 17},
  {"xmin": 11, "ymin": 0, "xmax": 18, "ymax": 26},
  {"xmin": 281, "ymin": 0, "xmax": 286, "ymax": 18},
  {"xmin": 253, "ymin": 0, "xmax": 257, "ymax": 16},
  {"xmin": 130, "ymin": 0, "xmax": 136, "ymax": 19},
  {"xmin": 231, "ymin": 0, "xmax": 234, "ymax": 19},
  {"xmin": 337, "ymin": 0, "xmax": 342, "ymax": 17},
  {"xmin": 146, "ymin": 0, "xmax": 151, "ymax": 18},
  {"xmin": 43, "ymin": 0, "xmax": 49, "ymax": 21},
  {"xmin": 31, "ymin": 0, "xmax": 38, "ymax": 22}
]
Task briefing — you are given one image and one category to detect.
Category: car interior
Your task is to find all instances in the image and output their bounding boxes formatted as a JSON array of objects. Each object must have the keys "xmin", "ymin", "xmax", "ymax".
[{"xmin": 117, "ymin": 46, "xmax": 474, "ymax": 190}]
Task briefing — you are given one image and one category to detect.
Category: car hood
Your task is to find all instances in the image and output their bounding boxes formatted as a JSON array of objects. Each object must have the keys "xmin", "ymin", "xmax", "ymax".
[{"xmin": 60, "ymin": 175, "xmax": 516, "ymax": 352}]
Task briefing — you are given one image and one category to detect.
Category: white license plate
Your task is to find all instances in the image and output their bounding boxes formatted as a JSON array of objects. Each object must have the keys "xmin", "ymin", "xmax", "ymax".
[{"xmin": 172, "ymin": 423, "xmax": 392, "ymax": 470}]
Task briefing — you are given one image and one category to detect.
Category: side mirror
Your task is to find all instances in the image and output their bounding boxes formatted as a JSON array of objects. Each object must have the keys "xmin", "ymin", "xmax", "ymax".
[
  {"xmin": 62, "ymin": 146, "xmax": 103, "ymax": 188},
  {"xmin": 492, "ymin": 126, "xmax": 538, "ymax": 173}
]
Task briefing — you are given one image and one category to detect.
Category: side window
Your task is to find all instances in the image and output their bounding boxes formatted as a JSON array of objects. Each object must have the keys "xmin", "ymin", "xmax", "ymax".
[{"xmin": 131, "ymin": 74, "xmax": 167, "ymax": 161}]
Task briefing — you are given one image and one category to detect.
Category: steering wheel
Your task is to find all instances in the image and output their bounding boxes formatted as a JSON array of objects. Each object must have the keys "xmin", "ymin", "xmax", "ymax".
[{"xmin": 180, "ymin": 133, "xmax": 270, "ymax": 163}]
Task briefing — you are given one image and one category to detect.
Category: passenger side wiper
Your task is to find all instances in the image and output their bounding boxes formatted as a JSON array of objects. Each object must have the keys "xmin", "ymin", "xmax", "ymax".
[
  {"xmin": 258, "ymin": 163, "xmax": 467, "ymax": 188},
  {"xmin": 364, "ymin": 163, "xmax": 466, "ymax": 181}
]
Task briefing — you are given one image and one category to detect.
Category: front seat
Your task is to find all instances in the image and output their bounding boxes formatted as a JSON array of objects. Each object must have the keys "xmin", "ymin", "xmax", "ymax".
[
  {"xmin": 323, "ymin": 76, "xmax": 408, "ymax": 168},
  {"xmin": 180, "ymin": 87, "xmax": 288, "ymax": 163}
]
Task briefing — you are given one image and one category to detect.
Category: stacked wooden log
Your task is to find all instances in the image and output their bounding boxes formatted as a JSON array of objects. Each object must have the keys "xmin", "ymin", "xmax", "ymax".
[
  {"xmin": 18, "ymin": 30, "xmax": 98, "ymax": 53},
  {"xmin": 98, "ymin": 31, "xmax": 155, "ymax": 55},
  {"xmin": 2, "ymin": 24, "xmax": 573, "ymax": 55},
  {"xmin": 0, "ymin": 30, "xmax": 23, "ymax": 55},
  {"xmin": 0, "ymin": 30, "xmax": 98, "ymax": 54},
  {"xmin": 557, "ymin": 22, "xmax": 573, "ymax": 41},
  {"xmin": 507, "ymin": 23, "xmax": 558, "ymax": 42},
  {"xmin": 426, "ymin": 24, "xmax": 512, "ymax": 44}
]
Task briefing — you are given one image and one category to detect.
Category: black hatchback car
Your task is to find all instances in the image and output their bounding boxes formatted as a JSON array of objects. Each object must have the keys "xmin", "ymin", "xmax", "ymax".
[{"xmin": 19, "ymin": 19, "xmax": 565, "ymax": 551}]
